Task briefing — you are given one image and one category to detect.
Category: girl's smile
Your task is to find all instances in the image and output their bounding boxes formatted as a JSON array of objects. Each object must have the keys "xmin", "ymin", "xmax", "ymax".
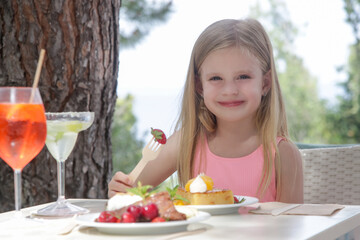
[{"xmin": 218, "ymin": 100, "xmax": 245, "ymax": 107}]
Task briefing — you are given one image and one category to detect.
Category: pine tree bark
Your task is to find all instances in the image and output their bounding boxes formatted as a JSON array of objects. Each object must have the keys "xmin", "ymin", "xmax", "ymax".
[{"xmin": 0, "ymin": 0, "xmax": 120, "ymax": 212}]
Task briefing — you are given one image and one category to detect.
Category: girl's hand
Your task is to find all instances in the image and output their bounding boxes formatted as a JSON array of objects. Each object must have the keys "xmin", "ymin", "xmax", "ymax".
[{"xmin": 108, "ymin": 171, "xmax": 134, "ymax": 198}]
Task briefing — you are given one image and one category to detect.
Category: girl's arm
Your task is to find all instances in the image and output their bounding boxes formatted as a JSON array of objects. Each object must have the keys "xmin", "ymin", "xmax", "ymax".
[
  {"xmin": 107, "ymin": 131, "xmax": 180, "ymax": 198},
  {"xmin": 276, "ymin": 140, "xmax": 304, "ymax": 203}
]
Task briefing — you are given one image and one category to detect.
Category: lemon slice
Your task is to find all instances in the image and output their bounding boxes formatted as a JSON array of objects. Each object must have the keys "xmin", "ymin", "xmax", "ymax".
[{"xmin": 66, "ymin": 121, "xmax": 84, "ymax": 132}]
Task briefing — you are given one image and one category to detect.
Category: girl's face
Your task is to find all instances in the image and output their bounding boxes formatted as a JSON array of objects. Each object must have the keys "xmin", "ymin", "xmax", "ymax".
[{"xmin": 199, "ymin": 47, "xmax": 270, "ymax": 124}]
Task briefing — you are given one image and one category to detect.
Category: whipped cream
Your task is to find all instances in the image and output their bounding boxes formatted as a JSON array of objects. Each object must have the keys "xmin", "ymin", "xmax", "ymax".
[
  {"xmin": 189, "ymin": 175, "xmax": 207, "ymax": 193},
  {"xmin": 175, "ymin": 205, "xmax": 198, "ymax": 218},
  {"xmin": 106, "ymin": 194, "xmax": 142, "ymax": 211}
]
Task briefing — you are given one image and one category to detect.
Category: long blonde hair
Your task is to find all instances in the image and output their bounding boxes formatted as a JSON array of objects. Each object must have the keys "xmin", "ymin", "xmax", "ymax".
[{"xmin": 175, "ymin": 18, "xmax": 289, "ymax": 199}]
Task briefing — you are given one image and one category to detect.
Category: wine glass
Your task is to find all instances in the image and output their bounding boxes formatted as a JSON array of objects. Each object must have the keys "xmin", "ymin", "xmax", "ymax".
[
  {"xmin": 36, "ymin": 112, "xmax": 94, "ymax": 217},
  {"xmin": 0, "ymin": 87, "xmax": 47, "ymax": 218}
]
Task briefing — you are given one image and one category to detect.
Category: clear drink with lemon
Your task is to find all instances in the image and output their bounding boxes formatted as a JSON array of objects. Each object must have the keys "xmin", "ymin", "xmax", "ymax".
[
  {"xmin": 46, "ymin": 120, "xmax": 92, "ymax": 162},
  {"xmin": 36, "ymin": 112, "xmax": 94, "ymax": 217}
]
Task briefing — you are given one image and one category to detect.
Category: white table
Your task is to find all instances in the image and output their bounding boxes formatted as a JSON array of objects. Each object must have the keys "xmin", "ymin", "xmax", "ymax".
[{"xmin": 0, "ymin": 199, "xmax": 359, "ymax": 239}]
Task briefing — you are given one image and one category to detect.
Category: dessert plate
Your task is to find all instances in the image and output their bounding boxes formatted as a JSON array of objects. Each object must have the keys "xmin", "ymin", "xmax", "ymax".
[
  {"xmin": 190, "ymin": 195, "xmax": 259, "ymax": 215},
  {"xmin": 75, "ymin": 210, "xmax": 210, "ymax": 235}
]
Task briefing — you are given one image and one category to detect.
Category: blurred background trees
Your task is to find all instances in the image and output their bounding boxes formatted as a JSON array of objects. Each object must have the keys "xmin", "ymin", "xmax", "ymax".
[
  {"xmin": 250, "ymin": 0, "xmax": 328, "ymax": 143},
  {"xmin": 112, "ymin": 95, "xmax": 144, "ymax": 174},
  {"xmin": 112, "ymin": 0, "xmax": 173, "ymax": 173},
  {"xmin": 120, "ymin": 0, "xmax": 173, "ymax": 49},
  {"xmin": 324, "ymin": 0, "xmax": 360, "ymax": 143}
]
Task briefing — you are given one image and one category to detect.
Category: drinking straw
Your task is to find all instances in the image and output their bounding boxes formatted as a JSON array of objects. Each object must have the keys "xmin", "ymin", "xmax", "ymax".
[{"xmin": 30, "ymin": 49, "xmax": 46, "ymax": 102}]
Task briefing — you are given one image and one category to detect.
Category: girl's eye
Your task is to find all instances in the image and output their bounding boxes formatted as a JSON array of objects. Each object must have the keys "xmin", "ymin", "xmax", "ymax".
[
  {"xmin": 209, "ymin": 76, "xmax": 222, "ymax": 81},
  {"xmin": 238, "ymin": 75, "xmax": 250, "ymax": 79}
]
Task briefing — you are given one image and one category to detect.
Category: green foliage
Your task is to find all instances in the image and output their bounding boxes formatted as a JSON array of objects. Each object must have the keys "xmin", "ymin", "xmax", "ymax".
[
  {"xmin": 120, "ymin": 0, "xmax": 173, "ymax": 49},
  {"xmin": 250, "ymin": 0, "xmax": 328, "ymax": 143},
  {"xmin": 165, "ymin": 185, "xmax": 189, "ymax": 203},
  {"xmin": 127, "ymin": 182, "xmax": 156, "ymax": 199},
  {"xmin": 111, "ymin": 95, "xmax": 144, "ymax": 174},
  {"xmin": 279, "ymin": 55, "xmax": 328, "ymax": 143},
  {"xmin": 323, "ymin": 0, "xmax": 360, "ymax": 143}
]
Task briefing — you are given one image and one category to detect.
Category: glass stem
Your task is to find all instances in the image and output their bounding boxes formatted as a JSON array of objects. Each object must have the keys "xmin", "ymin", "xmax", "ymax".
[
  {"xmin": 14, "ymin": 169, "xmax": 22, "ymax": 217},
  {"xmin": 57, "ymin": 161, "xmax": 66, "ymax": 203}
]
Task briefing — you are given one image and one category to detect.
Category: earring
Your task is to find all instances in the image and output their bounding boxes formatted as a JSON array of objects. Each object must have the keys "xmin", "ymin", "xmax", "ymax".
[{"xmin": 262, "ymin": 90, "xmax": 270, "ymax": 98}]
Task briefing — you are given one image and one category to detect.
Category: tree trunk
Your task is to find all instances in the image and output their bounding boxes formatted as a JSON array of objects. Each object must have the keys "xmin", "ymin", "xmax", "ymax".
[{"xmin": 0, "ymin": 0, "xmax": 120, "ymax": 212}]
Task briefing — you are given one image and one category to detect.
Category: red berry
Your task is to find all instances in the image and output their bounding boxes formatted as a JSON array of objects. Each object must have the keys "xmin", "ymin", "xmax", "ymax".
[
  {"xmin": 151, "ymin": 217, "xmax": 166, "ymax": 223},
  {"xmin": 97, "ymin": 211, "xmax": 118, "ymax": 223},
  {"xmin": 141, "ymin": 203, "xmax": 159, "ymax": 221},
  {"xmin": 127, "ymin": 205, "xmax": 142, "ymax": 220},
  {"xmin": 151, "ymin": 128, "xmax": 167, "ymax": 144},
  {"xmin": 234, "ymin": 196, "xmax": 239, "ymax": 203},
  {"xmin": 121, "ymin": 212, "xmax": 136, "ymax": 223}
]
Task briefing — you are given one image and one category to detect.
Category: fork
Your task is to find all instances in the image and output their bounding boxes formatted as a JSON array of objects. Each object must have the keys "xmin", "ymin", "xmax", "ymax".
[{"xmin": 129, "ymin": 137, "xmax": 163, "ymax": 184}]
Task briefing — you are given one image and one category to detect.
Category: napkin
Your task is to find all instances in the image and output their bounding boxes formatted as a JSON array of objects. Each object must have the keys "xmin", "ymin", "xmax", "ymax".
[
  {"xmin": 0, "ymin": 216, "xmax": 78, "ymax": 239},
  {"xmin": 249, "ymin": 202, "xmax": 344, "ymax": 216}
]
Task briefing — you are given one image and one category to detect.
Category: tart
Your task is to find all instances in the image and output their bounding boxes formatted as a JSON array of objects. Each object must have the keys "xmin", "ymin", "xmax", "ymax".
[
  {"xmin": 176, "ymin": 174, "xmax": 234, "ymax": 205},
  {"xmin": 177, "ymin": 187, "xmax": 234, "ymax": 205}
]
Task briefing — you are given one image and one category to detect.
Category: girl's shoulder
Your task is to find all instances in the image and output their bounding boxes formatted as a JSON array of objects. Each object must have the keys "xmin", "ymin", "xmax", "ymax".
[
  {"xmin": 167, "ymin": 130, "xmax": 181, "ymax": 143},
  {"xmin": 277, "ymin": 140, "xmax": 302, "ymax": 166},
  {"xmin": 277, "ymin": 138, "xmax": 299, "ymax": 150},
  {"xmin": 162, "ymin": 130, "xmax": 182, "ymax": 155}
]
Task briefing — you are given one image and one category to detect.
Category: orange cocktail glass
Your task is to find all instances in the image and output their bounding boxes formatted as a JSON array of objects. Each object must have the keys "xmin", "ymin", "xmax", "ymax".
[{"xmin": 0, "ymin": 87, "xmax": 46, "ymax": 216}]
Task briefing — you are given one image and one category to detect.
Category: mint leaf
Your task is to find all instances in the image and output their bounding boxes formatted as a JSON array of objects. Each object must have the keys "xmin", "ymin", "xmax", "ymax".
[
  {"xmin": 126, "ymin": 182, "xmax": 156, "ymax": 199},
  {"xmin": 166, "ymin": 185, "xmax": 189, "ymax": 203}
]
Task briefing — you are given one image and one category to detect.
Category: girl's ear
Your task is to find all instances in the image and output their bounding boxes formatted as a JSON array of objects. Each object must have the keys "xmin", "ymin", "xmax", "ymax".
[{"xmin": 262, "ymin": 70, "xmax": 272, "ymax": 96}]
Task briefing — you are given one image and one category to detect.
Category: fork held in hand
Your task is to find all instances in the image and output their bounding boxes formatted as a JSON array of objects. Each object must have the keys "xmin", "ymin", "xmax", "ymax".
[{"xmin": 129, "ymin": 137, "xmax": 163, "ymax": 184}]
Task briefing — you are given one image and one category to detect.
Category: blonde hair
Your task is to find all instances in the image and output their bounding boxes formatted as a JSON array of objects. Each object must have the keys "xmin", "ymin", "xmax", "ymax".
[{"xmin": 175, "ymin": 18, "xmax": 289, "ymax": 199}]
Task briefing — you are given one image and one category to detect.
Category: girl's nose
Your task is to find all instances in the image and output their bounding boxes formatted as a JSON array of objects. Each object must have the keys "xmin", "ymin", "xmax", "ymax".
[{"xmin": 222, "ymin": 80, "xmax": 239, "ymax": 95}]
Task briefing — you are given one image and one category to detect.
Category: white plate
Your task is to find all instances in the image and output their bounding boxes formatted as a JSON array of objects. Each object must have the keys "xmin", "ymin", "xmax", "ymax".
[
  {"xmin": 190, "ymin": 196, "xmax": 259, "ymax": 215},
  {"xmin": 76, "ymin": 210, "xmax": 210, "ymax": 235}
]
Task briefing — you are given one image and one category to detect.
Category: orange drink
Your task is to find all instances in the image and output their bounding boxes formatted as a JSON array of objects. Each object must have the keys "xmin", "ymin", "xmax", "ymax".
[
  {"xmin": 0, "ymin": 87, "xmax": 46, "ymax": 216},
  {"xmin": 0, "ymin": 103, "xmax": 46, "ymax": 170}
]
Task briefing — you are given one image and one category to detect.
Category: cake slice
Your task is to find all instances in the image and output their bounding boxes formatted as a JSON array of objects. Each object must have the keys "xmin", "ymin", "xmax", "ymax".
[
  {"xmin": 177, "ymin": 187, "xmax": 234, "ymax": 205},
  {"xmin": 176, "ymin": 174, "xmax": 234, "ymax": 205}
]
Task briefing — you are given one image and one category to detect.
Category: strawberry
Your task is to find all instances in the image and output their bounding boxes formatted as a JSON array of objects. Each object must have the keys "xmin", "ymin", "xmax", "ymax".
[
  {"xmin": 234, "ymin": 196, "xmax": 245, "ymax": 204},
  {"xmin": 127, "ymin": 205, "xmax": 142, "ymax": 220},
  {"xmin": 141, "ymin": 203, "xmax": 159, "ymax": 221},
  {"xmin": 121, "ymin": 212, "xmax": 136, "ymax": 223},
  {"xmin": 97, "ymin": 211, "xmax": 119, "ymax": 223},
  {"xmin": 151, "ymin": 128, "xmax": 167, "ymax": 144},
  {"xmin": 151, "ymin": 217, "xmax": 166, "ymax": 223}
]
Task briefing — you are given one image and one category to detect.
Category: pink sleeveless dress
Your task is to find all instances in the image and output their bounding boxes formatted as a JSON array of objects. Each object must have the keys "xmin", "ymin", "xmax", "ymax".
[{"xmin": 192, "ymin": 137, "xmax": 283, "ymax": 202}]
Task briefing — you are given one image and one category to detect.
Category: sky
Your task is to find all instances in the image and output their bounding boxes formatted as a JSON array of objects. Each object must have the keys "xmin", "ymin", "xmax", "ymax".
[{"xmin": 118, "ymin": 0, "xmax": 354, "ymax": 139}]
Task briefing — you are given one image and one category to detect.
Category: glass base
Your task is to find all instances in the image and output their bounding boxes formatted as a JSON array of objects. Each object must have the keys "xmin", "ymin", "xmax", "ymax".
[{"xmin": 36, "ymin": 200, "xmax": 89, "ymax": 217}]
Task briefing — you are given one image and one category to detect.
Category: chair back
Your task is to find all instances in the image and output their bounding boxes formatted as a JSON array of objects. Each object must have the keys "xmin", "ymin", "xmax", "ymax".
[{"xmin": 300, "ymin": 145, "xmax": 360, "ymax": 205}]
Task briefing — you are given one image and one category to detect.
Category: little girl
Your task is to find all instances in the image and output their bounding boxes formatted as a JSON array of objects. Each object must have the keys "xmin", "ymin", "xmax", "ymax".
[{"xmin": 109, "ymin": 18, "xmax": 304, "ymax": 203}]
